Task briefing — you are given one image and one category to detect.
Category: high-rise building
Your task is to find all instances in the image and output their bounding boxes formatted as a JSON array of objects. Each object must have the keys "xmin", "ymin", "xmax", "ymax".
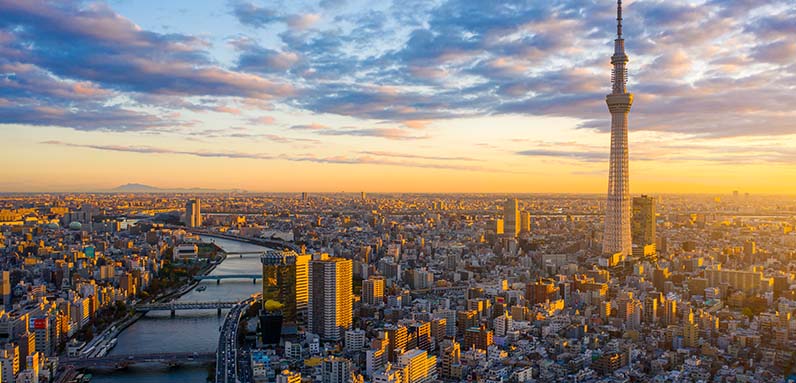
[
  {"xmin": 603, "ymin": 0, "xmax": 633, "ymax": 258},
  {"xmin": 683, "ymin": 309, "xmax": 699, "ymax": 348},
  {"xmin": 0, "ymin": 342, "xmax": 19, "ymax": 383},
  {"xmin": 184, "ymin": 199, "xmax": 201, "ymax": 227},
  {"xmin": 0, "ymin": 271, "xmax": 11, "ymax": 310},
  {"xmin": 632, "ymin": 195, "xmax": 656, "ymax": 247},
  {"xmin": 519, "ymin": 211, "xmax": 531, "ymax": 233},
  {"xmin": 362, "ymin": 276, "xmax": 385, "ymax": 306},
  {"xmin": 261, "ymin": 249, "xmax": 311, "ymax": 325},
  {"xmin": 503, "ymin": 198, "xmax": 519, "ymax": 237},
  {"xmin": 385, "ymin": 324, "xmax": 408, "ymax": 363},
  {"xmin": 309, "ymin": 256, "xmax": 353, "ymax": 341}
]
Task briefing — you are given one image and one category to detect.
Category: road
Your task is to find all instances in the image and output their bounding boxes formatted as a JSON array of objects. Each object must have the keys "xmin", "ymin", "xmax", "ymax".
[{"xmin": 216, "ymin": 295, "xmax": 258, "ymax": 383}]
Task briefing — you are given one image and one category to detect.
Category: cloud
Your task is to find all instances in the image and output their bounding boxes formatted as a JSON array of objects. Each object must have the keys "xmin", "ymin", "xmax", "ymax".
[
  {"xmin": 290, "ymin": 123, "xmax": 329, "ymax": 131},
  {"xmin": 310, "ymin": 127, "xmax": 429, "ymax": 140},
  {"xmin": 0, "ymin": 0, "xmax": 294, "ymax": 101},
  {"xmin": 43, "ymin": 140, "xmax": 494, "ymax": 171},
  {"xmin": 516, "ymin": 149, "xmax": 606, "ymax": 162},
  {"xmin": 286, "ymin": 14, "xmax": 321, "ymax": 30},
  {"xmin": 231, "ymin": 1, "xmax": 281, "ymax": 28},
  {"xmin": 4, "ymin": 0, "xmax": 796, "ymax": 142},
  {"xmin": 42, "ymin": 140, "xmax": 273, "ymax": 159},
  {"xmin": 361, "ymin": 151, "xmax": 476, "ymax": 161},
  {"xmin": 231, "ymin": 2, "xmax": 318, "ymax": 31},
  {"xmin": 402, "ymin": 120, "xmax": 431, "ymax": 129},
  {"xmin": 249, "ymin": 116, "xmax": 276, "ymax": 125}
]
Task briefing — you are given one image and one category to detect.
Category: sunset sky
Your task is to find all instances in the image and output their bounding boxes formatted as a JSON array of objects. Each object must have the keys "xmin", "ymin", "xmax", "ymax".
[{"xmin": 1, "ymin": 0, "xmax": 795, "ymax": 193}]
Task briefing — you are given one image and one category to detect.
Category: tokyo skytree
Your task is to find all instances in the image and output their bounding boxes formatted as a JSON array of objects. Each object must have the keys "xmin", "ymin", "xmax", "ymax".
[{"xmin": 603, "ymin": 0, "xmax": 633, "ymax": 257}]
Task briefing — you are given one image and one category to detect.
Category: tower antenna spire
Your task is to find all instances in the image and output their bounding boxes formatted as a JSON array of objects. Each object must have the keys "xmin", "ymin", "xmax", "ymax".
[{"xmin": 617, "ymin": 0, "xmax": 623, "ymax": 39}]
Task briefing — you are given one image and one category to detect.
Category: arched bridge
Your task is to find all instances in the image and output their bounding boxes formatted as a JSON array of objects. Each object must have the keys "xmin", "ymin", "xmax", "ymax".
[{"xmin": 63, "ymin": 352, "xmax": 215, "ymax": 369}]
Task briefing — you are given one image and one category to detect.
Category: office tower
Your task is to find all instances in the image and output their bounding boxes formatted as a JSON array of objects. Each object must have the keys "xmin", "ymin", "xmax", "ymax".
[
  {"xmin": 503, "ymin": 198, "xmax": 519, "ymax": 237},
  {"xmin": 362, "ymin": 276, "xmax": 385, "ymax": 306},
  {"xmin": 519, "ymin": 211, "xmax": 531, "ymax": 233},
  {"xmin": 0, "ymin": 271, "xmax": 10, "ymax": 310},
  {"xmin": 632, "ymin": 195, "xmax": 656, "ymax": 247},
  {"xmin": 361, "ymin": 191, "xmax": 367, "ymax": 201},
  {"xmin": 184, "ymin": 199, "xmax": 201, "ymax": 227},
  {"xmin": 397, "ymin": 349, "xmax": 438, "ymax": 383},
  {"xmin": 322, "ymin": 356, "xmax": 352, "ymax": 383},
  {"xmin": 663, "ymin": 299, "xmax": 677, "ymax": 326},
  {"xmin": 643, "ymin": 296, "xmax": 658, "ymax": 324},
  {"xmin": 309, "ymin": 256, "xmax": 353, "ymax": 341},
  {"xmin": 603, "ymin": 0, "xmax": 633, "ymax": 258},
  {"xmin": 30, "ymin": 317, "xmax": 51, "ymax": 356},
  {"xmin": 493, "ymin": 219, "xmax": 504, "ymax": 235},
  {"xmin": 261, "ymin": 249, "xmax": 311, "ymax": 325}
]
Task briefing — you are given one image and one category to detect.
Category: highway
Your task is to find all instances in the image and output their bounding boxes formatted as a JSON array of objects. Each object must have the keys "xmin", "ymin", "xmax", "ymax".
[{"xmin": 216, "ymin": 295, "xmax": 258, "ymax": 383}]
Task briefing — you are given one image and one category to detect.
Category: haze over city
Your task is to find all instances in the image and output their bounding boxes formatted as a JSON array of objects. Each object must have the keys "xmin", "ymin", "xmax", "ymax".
[{"xmin": 2, "ymin": 0, "xmax": 796, "ymax": 193}]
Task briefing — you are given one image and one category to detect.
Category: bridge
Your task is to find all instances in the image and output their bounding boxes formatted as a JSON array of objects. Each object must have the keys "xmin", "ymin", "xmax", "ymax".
[
  {"xmin": 224, "ymin": 251, "xmax": 265, "ymax": 258},
  {"xmin": 194, "ymin": 274, "xmax": 262, "ymax": 284},
  {"xmin": 134, "ymin": 301, "xmax": 240, "ymax": 316},
  {"xmin": 62, "ymin": 352, "xmax": 215, "ymax": 369},
  {"xmin": 188, "ymin": 230, "xmax": 303, "ymax": 253}
]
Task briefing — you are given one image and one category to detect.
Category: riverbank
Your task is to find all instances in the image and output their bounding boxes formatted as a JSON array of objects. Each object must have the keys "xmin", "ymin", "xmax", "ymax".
[
  {"xmin": 83, "ymin": 237, "xmax": 271, "ymax": 383},
  {"xmin": 62, "ymin": 240, "xmax": 228, "ymax": 365}
]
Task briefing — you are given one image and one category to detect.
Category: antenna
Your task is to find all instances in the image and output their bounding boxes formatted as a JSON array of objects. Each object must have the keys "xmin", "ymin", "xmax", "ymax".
[{"xmin": 617, "ymin": 0, "xmax": 623, "ymax": 39}]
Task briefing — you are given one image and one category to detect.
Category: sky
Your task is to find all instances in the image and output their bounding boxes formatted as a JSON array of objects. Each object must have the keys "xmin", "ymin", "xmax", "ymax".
[{"xmin": 1, "ymin": 0, "xmax": 795, "ymax": 193}]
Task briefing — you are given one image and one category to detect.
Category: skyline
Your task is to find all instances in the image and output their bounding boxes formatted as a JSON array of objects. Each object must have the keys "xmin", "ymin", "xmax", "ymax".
[{"xmin": 2, "ymin": 0, "xmax": 796, "ymax": 193}]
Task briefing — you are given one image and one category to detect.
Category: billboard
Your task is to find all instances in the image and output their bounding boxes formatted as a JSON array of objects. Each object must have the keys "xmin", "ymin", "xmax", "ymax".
[{"xmin": 30, "ymin": 317, "xmax": 47, "ymax": 330}]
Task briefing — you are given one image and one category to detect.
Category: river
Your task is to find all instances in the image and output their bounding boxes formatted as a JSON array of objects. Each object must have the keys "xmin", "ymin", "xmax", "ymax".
[{"xmin": 90, "ymin": 237, "xmax": 267, "ymax": 383}]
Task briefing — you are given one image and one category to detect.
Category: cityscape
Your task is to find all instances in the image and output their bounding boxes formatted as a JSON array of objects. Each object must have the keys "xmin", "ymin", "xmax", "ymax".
[{"xmin": 1, "ymin": 1, "xmax": 796, "ymax": 383}]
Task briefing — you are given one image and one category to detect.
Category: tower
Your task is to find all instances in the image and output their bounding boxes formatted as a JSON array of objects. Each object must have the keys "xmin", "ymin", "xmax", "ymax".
[
  {"xmin": 261, "ymin": 249, "xmax": 310, "ymax": 325},
  {"xmin": 308, "ymin": 255, "xmax": 353, "ymax": 341},
  {"xmin": 503, "ymin": 198, "xmax": 519, "ymax": 237},
  {"xmin": 184, "ymin": 199, "xmax": 201, "ymax": 227},
  {"xmin": 603, "ymin": 0, "xmax": 633, "ymax": 257},
  {"xmin": 631, "ymin": 195, "xmax": 655, "ymax": 246}
]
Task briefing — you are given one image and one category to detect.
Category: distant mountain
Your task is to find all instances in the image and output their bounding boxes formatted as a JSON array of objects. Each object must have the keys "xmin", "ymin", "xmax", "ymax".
[
  {"xmin": 110, "ymin": 183, "xmax": 245, "ymax": 193},
  {"xmin": 113, "ymin": 183, "xmax": 162, "ymax": 192}
]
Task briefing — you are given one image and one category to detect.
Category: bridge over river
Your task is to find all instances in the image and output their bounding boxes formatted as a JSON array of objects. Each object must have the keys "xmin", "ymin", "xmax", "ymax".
[{"xmin": 62, "ymin": 352, "xmax": 215, "ymax": 369}]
